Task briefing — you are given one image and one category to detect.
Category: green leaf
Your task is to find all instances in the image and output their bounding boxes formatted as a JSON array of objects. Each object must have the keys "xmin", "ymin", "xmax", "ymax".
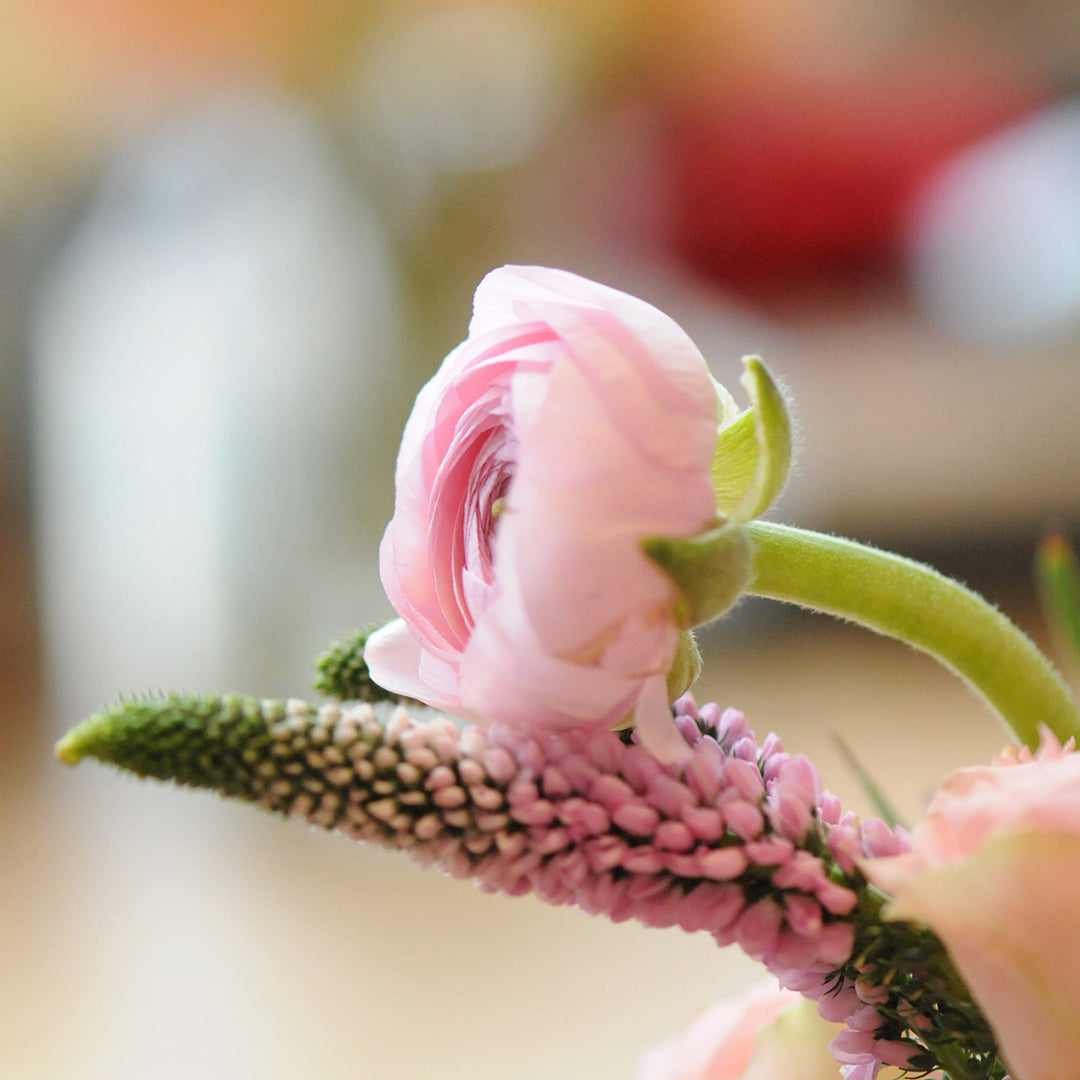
[
  {"xmin": 642, "ymin": 522, "xmax": 753, "ymax": 629},
  {"xmin": 832, "ymin": 732, "xmax": 906, "ymax": 830},
  {"xmin": 1035, "ymin": 533, "xmax": 1080, "ymax": 674}
]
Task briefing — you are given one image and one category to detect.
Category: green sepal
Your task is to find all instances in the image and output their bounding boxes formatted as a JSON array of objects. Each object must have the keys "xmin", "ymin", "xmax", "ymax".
[
  {"xmin": 666, "ymin": 629, "xmax": 703, "ymax": 700},
  {"xmin": 609, "ymin": 630, "xmax": 702, "ymax": 733},
  {"xmin": 711, "ymin": 409, "xmax": 758, "ymax": 516},
  {"xmin": 642, "ymin": 521, "xmax": 753, "ymax": 629},
  {"xmin": 712, "ymin": 356, "xmax": 793, "ymax": 522}
]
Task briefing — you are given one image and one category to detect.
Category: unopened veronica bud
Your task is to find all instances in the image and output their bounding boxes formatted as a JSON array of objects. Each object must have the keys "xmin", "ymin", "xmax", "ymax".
[
  {"xmin": 314, "ymin": 624, "xmax": 404, "ymax": 703},
  {"xmin": 58, "ymin": 693, "xmax": 866, "ymax": 976},
  {"xmin": 58, "ymin": 693, "xmax": 1007, "ymax": 1078}
]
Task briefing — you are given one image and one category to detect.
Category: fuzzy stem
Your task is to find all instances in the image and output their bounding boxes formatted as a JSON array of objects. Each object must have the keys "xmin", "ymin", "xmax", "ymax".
[{"xmin": 745, "ymin": 521, "xmax": 1080, "ymax": 750}]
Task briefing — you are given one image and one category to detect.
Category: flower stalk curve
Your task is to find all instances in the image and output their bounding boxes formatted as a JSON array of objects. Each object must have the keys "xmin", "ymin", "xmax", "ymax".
[{"xmin": 744, "ymin": 521, "xmax": 1080, "ymax": 751}]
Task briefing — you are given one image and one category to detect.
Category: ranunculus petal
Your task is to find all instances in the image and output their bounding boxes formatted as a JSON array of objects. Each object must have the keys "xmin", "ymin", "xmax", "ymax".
[
  {"xmin": 912, "ymin": 753, "xmax": 1080, "ymax": 864},
  {"xmin": 496, "ymin": 347, "xmax": 713, "ymax": 657},
  {"xmin": 470, "ymin": 268, "xmax": 718, "ymax": 424},
  {"xmin": 633, "ymin": 672, "xmax": 694, "ymax": 763},
  {"xmin": 459, "ymin": 604, "xmax": 644, "ymax": 730},
  {"xmin": 518, "ymin": 298, "xmax": 719, "ymax": 470},
  {"xmin": 364, "ymin": 619, "xmax": 460, "ymax": 711},
  {"xmin": 368, "ymin": 265, "xmax": 722, "ymax": 753},
  {"xmin": 885, "ymin": 830, "xmax": 1080, "ymax": 1080},
  {"xmin": 635, "ymin": 984, "xmax": 844, "ymax": 1080}
]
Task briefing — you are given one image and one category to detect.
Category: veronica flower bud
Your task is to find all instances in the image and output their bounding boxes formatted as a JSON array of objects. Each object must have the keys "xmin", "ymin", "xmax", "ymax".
[{"xmin": 58, "ymin": 693, "xmax": 1004, "ymax": 1078}]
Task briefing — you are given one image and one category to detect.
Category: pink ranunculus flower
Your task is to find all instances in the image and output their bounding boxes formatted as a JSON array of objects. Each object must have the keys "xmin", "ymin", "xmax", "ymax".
[
  {"xmin": 863, "ymin": 731, "xmax": 1080, "ymax": 1080},
  {"xmin": 635, "ymin": 983, "xmax": 845, "ymax": 1080},
  {"xmin": 365, "ymin": 266, "xmax": 727, "ymax": 760}
]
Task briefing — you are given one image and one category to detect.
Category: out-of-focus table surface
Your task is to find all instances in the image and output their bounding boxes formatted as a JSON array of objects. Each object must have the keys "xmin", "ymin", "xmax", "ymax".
[{"xmin": 0, "ymin": 516, "xmax": 1044, "ymax": 1080}]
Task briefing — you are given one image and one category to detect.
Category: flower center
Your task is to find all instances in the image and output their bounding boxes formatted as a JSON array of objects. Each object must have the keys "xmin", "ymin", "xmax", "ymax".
[
  {"xmin": 477, "ymin": 470, "xmax": 512, "ymax": 567},
  {"xmin": 463, "ymin": 428, "xmax": 516, "ymax": 589}
]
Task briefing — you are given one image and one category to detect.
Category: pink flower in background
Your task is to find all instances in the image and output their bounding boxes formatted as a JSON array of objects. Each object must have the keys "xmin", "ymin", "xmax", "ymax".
[
  {"xmin": 866, "ymin": 729, "xmax": 1080, "ymax": 886},
  {"xmin": 635, "ymin": 983, "xmax": 843, "ymax": 1080},
  {"xmin": 864, "ymin": 732, "xmax": 1080, "ymax": 1080},
  {"xmin": 365, "ymin": 266, "xmax": 723, "ymax": 759}
]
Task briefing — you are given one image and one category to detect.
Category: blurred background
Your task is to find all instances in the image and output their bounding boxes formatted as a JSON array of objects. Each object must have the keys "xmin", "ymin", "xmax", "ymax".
[{"xmin": 4, "ymin": 2, "xmax": 1080, "ymax": 1077}]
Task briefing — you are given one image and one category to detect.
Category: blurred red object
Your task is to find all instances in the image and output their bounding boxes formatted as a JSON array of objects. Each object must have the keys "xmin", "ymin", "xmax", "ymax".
[{"xmin": 662, "ymin": 53, "xmax": 1052, "ymax": 300}]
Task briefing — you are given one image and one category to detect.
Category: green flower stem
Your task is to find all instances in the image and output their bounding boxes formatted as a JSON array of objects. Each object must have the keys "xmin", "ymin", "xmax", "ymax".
[
  {"xmin": 745, "ymin": 521, "xmax": 1080, "ymax": 750},
  {"xmin": 934, "ymin": 1043, "xmax": 978, "ymax": 1080}
]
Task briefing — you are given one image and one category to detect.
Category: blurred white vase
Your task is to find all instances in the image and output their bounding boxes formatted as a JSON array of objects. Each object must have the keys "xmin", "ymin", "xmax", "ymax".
[
  {"xmin": 31, "ymin": 89, "xmax": 398, "ymax": 1080},
  {"xmin": 908, "ymin": 100, "xmax": 1080, "ymax": 347}
]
